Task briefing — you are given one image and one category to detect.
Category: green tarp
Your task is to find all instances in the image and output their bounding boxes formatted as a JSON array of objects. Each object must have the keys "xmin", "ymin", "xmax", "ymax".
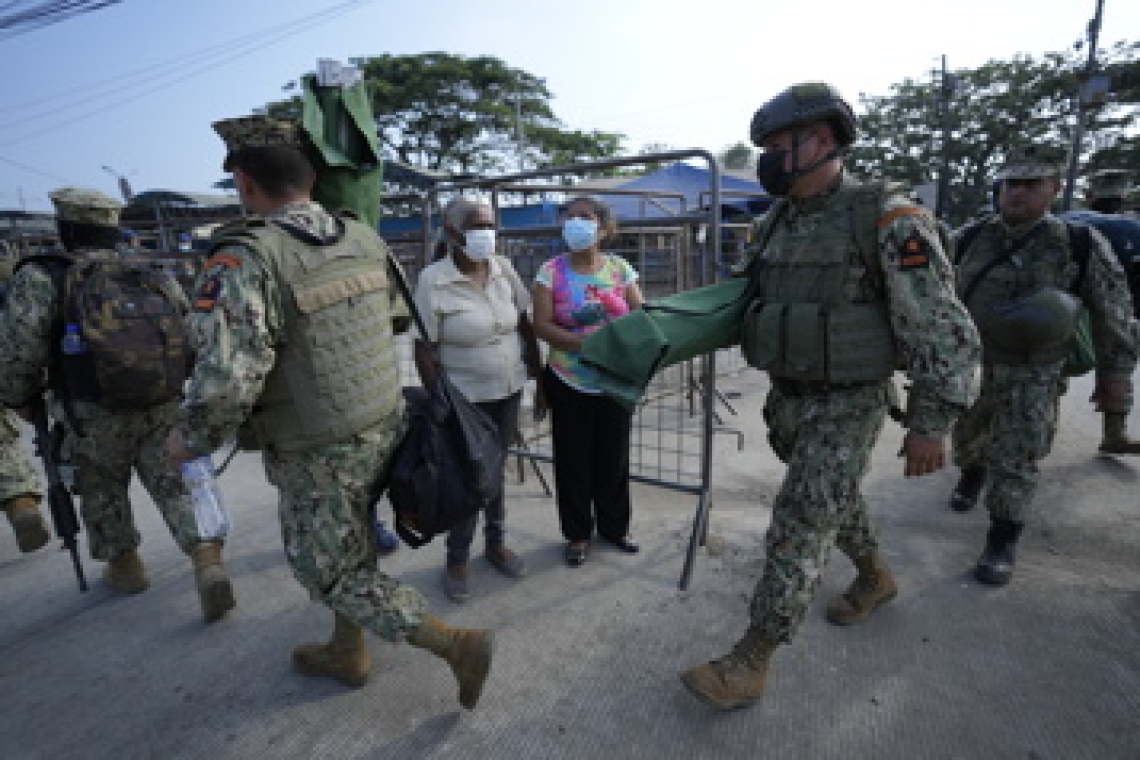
[
  {"xmin": 579, "ymin": 278, "xmax": 753, "ymax": 411},
  {"xmin": 300, "ymin": 74, "xmax": 384, "ymax": 227}
]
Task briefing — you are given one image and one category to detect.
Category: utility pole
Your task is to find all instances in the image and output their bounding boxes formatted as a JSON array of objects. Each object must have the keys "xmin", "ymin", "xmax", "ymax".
[
  {"xmin": 935, "ymin": 54, "xmax": 956, "ymax": 221},
  {"xmin": 1062, "ymin": 0, "xmax": 1106, "ymax": 211},
  {"xmin": 514, "ymin": 94, "xmax": 526, "ymax": 173}
]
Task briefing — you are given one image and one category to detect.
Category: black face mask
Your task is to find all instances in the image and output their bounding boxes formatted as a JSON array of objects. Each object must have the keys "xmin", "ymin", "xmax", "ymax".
[{"xmin": 755, "ymin": 149, "xmax": 794, "ymax": 196}]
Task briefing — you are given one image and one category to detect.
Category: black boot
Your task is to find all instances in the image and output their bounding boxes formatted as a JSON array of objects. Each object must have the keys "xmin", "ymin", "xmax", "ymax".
[
  {"xmin": 974, "ymin": 518, "xmax": 1024, "ymax": 586},
  {"xmin": 950, "ymin": 466, "xmax": 987, "ymax": 513}
]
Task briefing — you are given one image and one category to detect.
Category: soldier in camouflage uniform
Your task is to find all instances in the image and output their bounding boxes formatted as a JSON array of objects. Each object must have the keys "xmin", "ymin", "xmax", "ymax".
[
  {"xmin": 1085, "ymin": 169, "xmax": 1134, "ymax": 217},
  {"xmin": 0, "ymin": 188, "xmax": 235, "ymax": 621},
  {"xmin": 163, "ymin": 116, "xmax": 492, "ymax": 709},
  {"xmin": 1, "ymin": 239, "xmax": 51, "ymax": 553},
  {"xmin": 949, "ymin": 145, "xmax": 1138, "ymax": 585},
  {"xmin": 680, "ymin": 83, "xmax": 981, "ymax": 711}
]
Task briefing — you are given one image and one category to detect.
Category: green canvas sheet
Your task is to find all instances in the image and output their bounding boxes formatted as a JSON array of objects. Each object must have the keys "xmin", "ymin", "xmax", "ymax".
[
  {"xmin": 580, "ymin": 277, "xmax": 753, "ymax": 411},
  {"xmin": 301, "ymin": 74, "xmax": 384, "ymax": 227}
]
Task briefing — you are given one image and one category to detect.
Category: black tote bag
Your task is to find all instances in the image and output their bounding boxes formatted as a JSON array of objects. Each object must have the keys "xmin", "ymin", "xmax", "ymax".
[{"xmin": 375, "ymin": 259, "xmax": 503, "ymax": 548}]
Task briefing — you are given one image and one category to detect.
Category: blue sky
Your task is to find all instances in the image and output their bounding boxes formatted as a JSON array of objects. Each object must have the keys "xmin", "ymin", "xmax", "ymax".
[{"xmin": 0, "ymin": 0, "xmax": 1135, "ymax": 212}]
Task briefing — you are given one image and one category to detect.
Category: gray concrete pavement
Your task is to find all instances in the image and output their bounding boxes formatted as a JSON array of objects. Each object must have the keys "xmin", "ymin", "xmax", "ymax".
[{"xmin": 1, "ymin": 367, "xmax": 1137, "ymax": 759}]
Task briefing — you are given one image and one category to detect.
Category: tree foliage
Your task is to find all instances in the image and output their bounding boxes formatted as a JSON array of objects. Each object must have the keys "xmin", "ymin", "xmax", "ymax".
[
  {"xmin": 848, "ymin": 41, "xmax": 1140, "ymax": 225},
  {"xmin": 266, "ymin": 52, "xmax": 624, "ymax": 184},
  {"xmin": 719, "ymin": 142, "xmax": 754, "ymax": 170}
]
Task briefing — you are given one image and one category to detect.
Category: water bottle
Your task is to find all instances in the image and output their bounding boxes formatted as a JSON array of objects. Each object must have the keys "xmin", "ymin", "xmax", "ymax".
[
  {"xmin": 180, "ymin": 455, "xmax": 231, "ymax": 540},
  {"xmin": 61, "ymin": 323, "xmax": 84, "ymax": 355}
]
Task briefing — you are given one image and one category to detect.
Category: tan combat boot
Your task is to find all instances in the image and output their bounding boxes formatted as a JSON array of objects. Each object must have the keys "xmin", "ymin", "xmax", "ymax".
[
  {"xmin": 103, "ymin": 549, "xmax": 149, "ymax": 594},
  {"xmin": 190, "ymin": 540, "xmax": 235, "ymax": 622},
  {"xmin": 679, "ymin": 627, "xmax": 776, "ymax": 710},
  {"xmin": 407, "ymin": 614, "xmax": 493, "ymax": 709},
  {"xmin": 1099, "ymin": 412, "xmax": 1140, "ymax": 455},
  {"xmin": 826, "ymin": 550, "xmax": 898, "ymax": 626},
  {"xmin": 293, "ymin": 612, "xmax": 372, "ymax": 688},
  {"xmin": 3, "ymin": 495, "xmax": 50, "ymax": 553}
]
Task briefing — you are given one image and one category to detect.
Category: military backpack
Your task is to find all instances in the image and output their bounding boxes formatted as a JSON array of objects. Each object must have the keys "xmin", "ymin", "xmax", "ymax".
[
  {"xmin": 17, "ymin": 253, "xmax": 192, "ymax": 409},
  {"xmin": 955, "ymin": 219, "xmax": 1095, "ymax": 376}
]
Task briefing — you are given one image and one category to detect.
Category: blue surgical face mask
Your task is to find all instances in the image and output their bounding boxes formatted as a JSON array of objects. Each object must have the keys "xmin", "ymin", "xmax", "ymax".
[{"xmin": 563, "ymin": 218, "xmax": 599, "ymax": 252}]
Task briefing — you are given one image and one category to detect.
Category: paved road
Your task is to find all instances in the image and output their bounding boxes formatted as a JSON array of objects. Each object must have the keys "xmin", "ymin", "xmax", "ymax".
[{"xmin": 1, "ymin": 367, "xmax": 1137, "ymax": 759}]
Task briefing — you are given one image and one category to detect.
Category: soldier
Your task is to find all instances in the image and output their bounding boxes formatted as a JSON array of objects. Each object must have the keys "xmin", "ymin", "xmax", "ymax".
[
  {"xmin": 1, "ymin": 239, "xmax": 51, "ymax": 553},
  {"xmin": 1084, "ymin": 169, "xmax": 1133, "ymax": 216},
  {"xmin": 1, "ymin": 408, "xmax": 49, "ymax": 554},
  {"xmin": 163, "ymin": 116, "xmax": 492, "ymax": 709},
  {"xmin": 0, "ymin": 188, "xmax": 236, "ymax": 621},
  {"xmin": 679, "ymin": 83, "xmax": 981, "ymax": 710},
  {"xmin": 948, "ymin": 144, "xmax": 1138, "ymax": 584}
]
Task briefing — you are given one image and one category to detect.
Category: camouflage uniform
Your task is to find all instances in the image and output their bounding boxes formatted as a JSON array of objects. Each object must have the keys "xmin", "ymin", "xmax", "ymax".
[
  {"xmin": 743, "ymin": 177, "xmax": 980, "ymax": 643},
  {"xmin": 0, "ymin": 189, "xmax": 201, "ymax": 561},
  {"xmin": 954, "ymin": 209, "xmax": 1137, "ymax": 523},
  {"xmin": 176, "ymin": 200, "xmax": 426, "ymax": 639},
  {"xmin": 0, "ymin": 408, "xmax": 40, "ymax": 505},
  {"xmin": 0, "ymin": 250, "xmax": 41, "ymax": 508}
]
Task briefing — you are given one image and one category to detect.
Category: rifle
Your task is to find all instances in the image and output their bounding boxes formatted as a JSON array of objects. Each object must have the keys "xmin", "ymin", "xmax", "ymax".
[{"xmin": 27, "ymin": 397, "xmax": 87, "ymax": 591}]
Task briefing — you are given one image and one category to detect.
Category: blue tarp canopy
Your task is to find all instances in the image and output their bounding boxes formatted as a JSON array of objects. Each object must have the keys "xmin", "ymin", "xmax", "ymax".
[{"xmin": 595, "ymin": 162, "xmax": 770, "ymax": 219}]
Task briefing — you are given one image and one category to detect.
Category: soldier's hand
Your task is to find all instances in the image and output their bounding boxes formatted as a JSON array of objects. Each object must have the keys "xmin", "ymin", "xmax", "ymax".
[
  {"xmin": 900, "ymin": 432, "xmax": 945, "ymax": 477},
  {"xmin": 164, "ymin": 430, "xmax": 194, "ymax": 466}
]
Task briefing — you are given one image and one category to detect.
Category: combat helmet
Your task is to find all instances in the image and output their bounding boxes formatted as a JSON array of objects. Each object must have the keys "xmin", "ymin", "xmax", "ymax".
[
  {"xmin": 982, "ymin": 286, "xmax": 1082, "ymax": 356},
  {"xmin": 749, "ymin": 82, "xmax": 857, "ymax": 148}
]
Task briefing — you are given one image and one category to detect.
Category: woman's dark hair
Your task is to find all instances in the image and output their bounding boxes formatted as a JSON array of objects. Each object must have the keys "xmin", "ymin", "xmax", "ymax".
[
  {"xmin": 57, "ymin": 220, "xmax": 121, "ymax": 252},
  {"xmin": 229, "ymin": 145, "xmax": 315, "ymax": 199},
  {"xmin": 564, "ymin": 195, "xmax": 618, "ymax": 242}
]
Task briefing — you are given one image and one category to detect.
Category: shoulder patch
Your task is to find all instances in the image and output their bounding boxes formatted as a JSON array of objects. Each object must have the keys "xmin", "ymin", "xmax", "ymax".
[
  {"xmin": 897, "ymin": 231, "xmax": 932, "ymax": 270},
  {"xmin": 193, "ymin": 276, "xmax": 223, "ymax": 313},
  {"xmin": 203, "ymin": 253, "xmax": 243, "ymax": 271},
  {"xmin": 877, "ymin": 206, "xmax": 927, "ymax": 228}
]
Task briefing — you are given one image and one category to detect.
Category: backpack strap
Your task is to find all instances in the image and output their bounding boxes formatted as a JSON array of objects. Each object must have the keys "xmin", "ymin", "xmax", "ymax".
[
  {"xmin": 1065, "ymin": 221, "xmax": 1092, "ymax": 295},
  {"xmin": 953, "ymin": 220, "xmax": 986, "ymax": 265}
]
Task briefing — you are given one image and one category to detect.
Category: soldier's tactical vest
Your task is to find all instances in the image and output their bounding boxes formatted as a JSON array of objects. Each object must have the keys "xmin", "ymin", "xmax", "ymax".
[
  {"xmin": 740, "ymin": 181, "xmax": 900, "ymax": 385},
  {"xmin": 956, "ymin": 218, "xmax": 1083, "ymax": 365},
  {"xmin": 215, "ymin": 217, "xmax": 403, "ymax": 452}
]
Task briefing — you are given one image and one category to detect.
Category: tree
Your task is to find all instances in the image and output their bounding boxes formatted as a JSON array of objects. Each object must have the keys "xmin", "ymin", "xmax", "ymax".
[
  {"xmin": 266, "ymin": 52, "xmax": 624, "ymax": 185},
  {"xmin": 719, "ymin": 142, "xmax": 754, "ymax": 170},
  {"xmin": 848, "ymin": 41, "xmax": 1140, "ymax": 225}
]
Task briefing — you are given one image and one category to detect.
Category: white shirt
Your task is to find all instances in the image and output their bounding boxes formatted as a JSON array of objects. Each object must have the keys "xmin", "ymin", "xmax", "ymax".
[{"xmin": 413, "ymin": 253, "xmax": 531, "ymax": 403}]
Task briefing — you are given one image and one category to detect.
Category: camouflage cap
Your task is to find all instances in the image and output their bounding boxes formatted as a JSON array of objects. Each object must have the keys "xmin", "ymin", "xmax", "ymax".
[
  {"xmin": 49, "ymin": 186, "xmax": 122, "ymax": 226},
  {"xmin": 1086, "ymin": 168, "xmax": 1133, "ymax": 199},
  {"xmin": 996, "ymin": 143, "xmax": 1069, "ymax": 181},
  {"xmin": 212, "ymin": 115, "xmax": 303, "ymax": 170}
]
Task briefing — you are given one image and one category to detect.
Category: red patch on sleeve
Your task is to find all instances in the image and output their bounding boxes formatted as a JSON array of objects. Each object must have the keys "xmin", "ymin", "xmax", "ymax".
[
  {"xmin": 193, "ymin": 277, "xmax": 222, "ymax": 312},
  {"xmin": 897, "ymin": 232, "xmax": 931, "ymax": 270},
  {"xmin": 203, "ymin": 253, "xmax": 242, "ymax": 271}
]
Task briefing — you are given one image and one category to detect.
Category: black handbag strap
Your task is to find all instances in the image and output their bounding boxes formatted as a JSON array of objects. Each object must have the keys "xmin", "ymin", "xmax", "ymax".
[{"xmin": 386, "ymin": 257, "xmax": 448, "ymax": 378}]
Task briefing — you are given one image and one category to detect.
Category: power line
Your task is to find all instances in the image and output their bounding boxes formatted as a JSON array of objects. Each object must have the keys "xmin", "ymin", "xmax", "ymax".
[
  {"xmin": 0, "ymin": 0, "xmax": 379, "ymax": 141},
  {"xmin": 0, "ymin": 0, "xmax": 122, "ymax": 40}
]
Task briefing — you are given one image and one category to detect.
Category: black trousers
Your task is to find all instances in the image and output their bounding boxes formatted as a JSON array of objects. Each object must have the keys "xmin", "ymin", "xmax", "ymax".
[
  {"xmin": 542, "ymin": 367, "xmax": 633, "ymax": 543},
  {"xmin": 445, "ymin": 391, "xmax": 521, "ymax": 565}
]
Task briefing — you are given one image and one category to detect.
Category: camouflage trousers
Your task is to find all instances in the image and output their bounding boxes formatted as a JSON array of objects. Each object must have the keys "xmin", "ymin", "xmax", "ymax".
[
  {"xmin": 63, "ymin": 400, "xmax": 201, "ymax": 560},
  {"xmin": 0, "ymin": 408, "xmax": 41, "ymax": 505},
  {"xmin": 953, "ymin": 362, "xmax": 1065, "ymax": 523},
  {"xmin": 263, "ymin": 412, "xmax": 426, "ymax": 642},
  {"xmin": 750, "ymin": 380, "xmax": 889, "ymax": 644}
]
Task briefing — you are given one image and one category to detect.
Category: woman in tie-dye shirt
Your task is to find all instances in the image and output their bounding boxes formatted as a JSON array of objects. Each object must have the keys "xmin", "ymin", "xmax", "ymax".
[{"xmin": 532, "ymin": 196, "xmax": 644, "ymax": 568}]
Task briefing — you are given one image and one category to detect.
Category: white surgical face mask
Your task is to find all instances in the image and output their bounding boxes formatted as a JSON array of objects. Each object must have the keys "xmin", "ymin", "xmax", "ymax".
[
  {"xmin": 463, "ymin": 229, "xmax": 496, "ymax": 260},
  {"xmin": 563, "ymin": 218, "xmax": 598, "ymax": 252}
]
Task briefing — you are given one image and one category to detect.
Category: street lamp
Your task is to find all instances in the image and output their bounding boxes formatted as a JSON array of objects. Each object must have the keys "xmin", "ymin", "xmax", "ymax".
[{"xmin": 101, "ymin": 165, "xmax": 133, "ymax": 202}]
